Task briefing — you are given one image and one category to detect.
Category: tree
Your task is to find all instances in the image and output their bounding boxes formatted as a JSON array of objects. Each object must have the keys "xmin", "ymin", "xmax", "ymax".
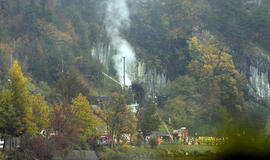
[
  {"xmin": 115, "ymin": 106, "xmax": 137, "ymax": 144},
  {"xmin": 71, "ymin": 93, "xmax": 98, "ymax": 136},
  {"xmin": 138, "ymin": 98, "xmax": 161, "ymax": 145},
  {"xmin": 0, "ymin": 90, "xmax": 20, "ymax": 149},
  {"xmin": 49, "ymin": 103, "xmax": 82, "ymax": 149},
  {"xmin": 97, "ymin": 92, "xmax": 136, "ymax": 147},
  {"xmin": 0, "ymin": 60, "xmax": 32, "ymax": 149},
  {"xmin": 27, "ymin": 93, "xmax": 49, "ymax": 134},
  {"xmin": 49, "ymin": 103, "xmax": 73, "ymax": 135},
  {"xmin": 163, "ymin": 36, "xmax": 247, "ymax": 136},
  {"xmin": 8, "ymin": 60, "xmax": 31, "ymax": 134},
  {"xmin": 0, "ymin": 43, "xmax": 13, "ymax": 82},
  {"xmin": 56, "ymin": 72, "xmax": 89, "ymax": 103}
]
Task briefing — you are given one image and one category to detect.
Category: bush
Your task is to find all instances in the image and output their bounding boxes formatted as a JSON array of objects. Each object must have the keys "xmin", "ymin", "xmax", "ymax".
[
  {"xmin": 119, "ymin": 144, "xmax": 132, "ymax": 153},
  {"xmin": 149, "ymin": 137, "xmax": 158, "ymax": 149},
  {"xmin": 78, "ymin": 137, "xmax": 89, "ymax": 150},
  {"xmin": 136, "ymin": 134, "xmax": 144, "ymax": 146},
  {"xmin": 0, "ymin": 151, "xmax": 7, "ymax": 160},
  {"xmin": 87, "ymin": 136, "xmax": 99, "ymax": 150},
  {"xmin": 50, "ymin": 134, "xmax": 69, "ymax": 152},
  {"xmin": 7, "ymin": 134, "xmax": 56, "ymax": 160}
]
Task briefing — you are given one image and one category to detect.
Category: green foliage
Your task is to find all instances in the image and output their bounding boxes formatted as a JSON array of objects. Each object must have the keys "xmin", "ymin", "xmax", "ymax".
[
  {"xmin": 0, "ymin": 89, "xmax": 21, "ymax": 137},
  {"xmin": 149, "ymin": 137, "xmax": 158, "ymax": 148},
  {"xmin": 97, "ymin": 92, "xmax": 137, "ymax": 147},
  {"xmin": 206, "ymin": 0, "xmax": 270, "ymax": 51},
  {"xmin": 71, "ymin": 93, "xmax": 99, "ymax": 136},
  {"xmin": 27, "ymin": 93, "xmax": 49, "ymax": 134},
  {"xmin": 163, "ymin": 37, "xmax": 247, "ymax": 135},
  {"xmin": 6, "ymin": 60, "xmax": 30, "ymax": 136},
  {"xmin": 0, "ymin": 61, "xmax": 50, "ymax": 140},
  {"xmin": 138, "ymin": 98, "xmax": 161, "ymax": 139}
]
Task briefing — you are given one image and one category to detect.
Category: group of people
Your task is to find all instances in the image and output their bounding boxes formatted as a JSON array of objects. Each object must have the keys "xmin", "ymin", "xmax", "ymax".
[
  {"xmin": 174, "ymin": 136, "xmax": 227, "ymax": 146},
  {"xmin": 177, "ymin": 136, "xmax": 198, "ymax": 145}
]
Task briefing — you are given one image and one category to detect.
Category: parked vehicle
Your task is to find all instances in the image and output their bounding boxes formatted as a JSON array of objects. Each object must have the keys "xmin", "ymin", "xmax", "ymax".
[{"xmin": 172, "ymin": 127, "xmax": 189, "ymax": 139}]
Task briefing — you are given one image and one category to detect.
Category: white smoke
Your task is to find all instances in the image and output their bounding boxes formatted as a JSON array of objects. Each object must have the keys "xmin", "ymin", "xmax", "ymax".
[{"xmin": 105, "ymin": 0, "xmax": 136, "ymax": 87}]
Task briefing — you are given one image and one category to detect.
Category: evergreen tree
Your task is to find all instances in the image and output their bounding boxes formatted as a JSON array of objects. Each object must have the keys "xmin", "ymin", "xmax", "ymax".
[
  {"xmin": 8, "ymin": 60, "xmax": 31, "ymax": 135},
  {"xmin": 0, "ymin": 60, "xmax": 31, "ymax": 149},
  {"xmin": 138, "ymin": 98, "xmax": 161, "ymax": 145}
]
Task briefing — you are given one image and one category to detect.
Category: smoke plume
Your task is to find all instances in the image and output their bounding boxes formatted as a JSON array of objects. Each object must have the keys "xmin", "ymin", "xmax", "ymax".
[{"xmin": 105, "ymin": 0, "xmax": 136, "ymax": 87}]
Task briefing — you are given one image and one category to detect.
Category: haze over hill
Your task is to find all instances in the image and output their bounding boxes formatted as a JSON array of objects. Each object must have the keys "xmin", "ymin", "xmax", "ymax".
[{"xmin": 1, "ymin": 0, "xmax": 270, "ymax": 159}]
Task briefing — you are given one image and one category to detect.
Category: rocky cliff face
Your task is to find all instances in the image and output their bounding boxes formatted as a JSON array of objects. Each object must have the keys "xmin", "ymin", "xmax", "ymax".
[
  {"xmin": 91, "ymin": 41, "xmax": 113, "ymax": 70},
  {"xmin": 91, "ymin": 42, "xmax": 169, "ymax": 97},
  {"xmin": 129, "ymin": 61, "xmax": 169, "ymax": 96},
  {"xmin": 91, "ymin": 38, "xmax": 270, "ymax": 107},
  {"xmin": 195, "ymin": 29, "xmax": 270, "ymax": 107},
  {"xmin": 233, "ymin": 44, "xmax": 270, "ymax": 107}
]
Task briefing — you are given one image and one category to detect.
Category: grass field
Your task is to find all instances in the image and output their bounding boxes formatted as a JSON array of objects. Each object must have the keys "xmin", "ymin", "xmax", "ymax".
[
  {"xmin": 159, "ymin": 144, "xmax": 219, "ymax": 154},
  {"xmin": 97, "ymin": 144, "xmax": 220, "ymax": 160}
]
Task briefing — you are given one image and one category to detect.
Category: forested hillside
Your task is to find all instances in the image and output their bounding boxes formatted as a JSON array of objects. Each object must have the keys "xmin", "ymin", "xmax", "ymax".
[
  {"xmin": 1, "ymin": 0, "xmax": 270, "ymax": 159},
  {"xmin": 126, "ymin": 0, "xmax": 270, "ymax": 134},
  {"xmin": 0, "ymin": 0, "xmax": 123, "ymax": 103}
]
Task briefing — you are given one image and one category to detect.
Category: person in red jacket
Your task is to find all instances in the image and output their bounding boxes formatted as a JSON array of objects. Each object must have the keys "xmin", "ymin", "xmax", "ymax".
[
  {"xmin": 158, "ymin": 137, "xmax": 161, "ymax": 145},
  {"xmin": 195, "ymin": 137, "xmax": 198, "ymax": 145}
]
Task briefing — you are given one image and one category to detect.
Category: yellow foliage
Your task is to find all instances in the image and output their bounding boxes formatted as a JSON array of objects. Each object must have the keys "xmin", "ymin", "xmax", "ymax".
[
  {"xmin": 9, "ymin": 60, "xmax": 26, "ymax": 85},
  {"xmin": 28, "ymin": 94, "xmax": 49, "ymax": 133},
  {"xmin": 71, "ymin": 93, "xmax": 99, "ymax": 136},
  {"xmin": 235, "ymin": 105, "xmax": 242, "ymax": 112}
]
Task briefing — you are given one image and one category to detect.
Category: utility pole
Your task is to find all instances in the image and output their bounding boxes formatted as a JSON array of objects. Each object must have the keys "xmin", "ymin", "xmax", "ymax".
[{"xmin": 123, "ymin": 56, "xmax": 126, "ymax": 91}]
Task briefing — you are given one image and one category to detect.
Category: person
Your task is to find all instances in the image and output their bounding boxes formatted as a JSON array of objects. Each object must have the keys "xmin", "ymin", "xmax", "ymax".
[
  {"xmin": 158, "ymin": 137, "xmax": 161, "ymax": 145},
  {"xmin": 195, "ymin": 137, "xmax": 198, "ymax": 145}
]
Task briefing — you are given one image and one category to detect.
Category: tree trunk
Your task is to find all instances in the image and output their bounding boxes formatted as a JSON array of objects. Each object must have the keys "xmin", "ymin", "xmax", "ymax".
[
  {"xmin": 110, "ymin": 132, "xmax": 114, "ymax": 148},
  {"xmin": 143, "ymin": 135, "xmax": 146, "ymax": 147}
]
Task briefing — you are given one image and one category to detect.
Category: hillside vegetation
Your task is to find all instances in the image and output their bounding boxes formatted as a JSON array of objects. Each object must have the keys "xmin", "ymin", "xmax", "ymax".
[{"xmin": 0, "ymin": 0, "xmax": 270, "ymax": 159}]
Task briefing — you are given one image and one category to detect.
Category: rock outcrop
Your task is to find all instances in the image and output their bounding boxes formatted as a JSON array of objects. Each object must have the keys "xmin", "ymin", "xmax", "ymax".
[
  {"xmin": 91, "ymin": 42, "xmax": 169, "ymax": 97},
  {"xmin": 233, "ymin": 44, "xmax": 270, "ymax": 107}
]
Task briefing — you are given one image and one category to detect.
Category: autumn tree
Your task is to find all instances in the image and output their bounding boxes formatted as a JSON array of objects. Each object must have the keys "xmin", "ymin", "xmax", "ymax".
[
  {"xmin": 0, "ymin": 60, "xmax": 32, "ymax": 149},
  {"xmin": 0, "ymin": 90, "xmax": 20, "ymax": 149},
  {"xmin": 7, "ymin": 60, "xmax": 31, "ymax": 134},
  {"xmin": 27, "ymin": 93, "xmax": 49, "ymax": 134},
  {"xmin": 115, "ymin": 106, "xmax": 137, "ymax": 144},
  {"xmin": 138, "ymin": 98, "xmax": 161, "ymax": 145},
  {"xmin": 164, "ymin": 36, "xmax": 247, "ymax": 136},
  {"xmin": 56, "ymin": 72, "xmax": 89, "ymax": 103},
  {"xmin": 97, "ymin": 92, "xmax": 136, "ymax": 147},
  {"xmin": 71, "ymin": 93, "xmax": 99, "ymax": 136},
  {"xmin": 49, "ymin": 103, "xmax": 74, "ymax": 135}
]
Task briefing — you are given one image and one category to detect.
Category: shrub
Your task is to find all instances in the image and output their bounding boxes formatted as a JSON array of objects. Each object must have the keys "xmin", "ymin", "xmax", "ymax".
[
  {"xmin": 50, "ymin": 134, "xmax": 69, "ymax": 152},
  {"xmin": 0, "ymin": 151, "xmax": 7, "ymax": 160},
  {"xmin": 149, "ymin": 137, "xmax": 158, "ymax": 149},
  {"xmin": 87, "ymin": 136, "xmax": 99, "ymax": 150},
  {"xmin": 7, "ymin": 134, "xmax": 56, "ymax": 160},
  {"xmin": 119, "ymin": 144, "xmax": 132, "ymax": 153}
]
